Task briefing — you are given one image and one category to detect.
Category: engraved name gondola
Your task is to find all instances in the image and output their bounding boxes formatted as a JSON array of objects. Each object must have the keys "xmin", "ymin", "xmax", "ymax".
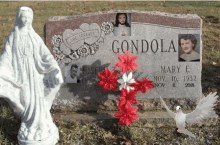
[{"xmin": 112, "ymin": 39, "xmax": 177, "ymax": 53}]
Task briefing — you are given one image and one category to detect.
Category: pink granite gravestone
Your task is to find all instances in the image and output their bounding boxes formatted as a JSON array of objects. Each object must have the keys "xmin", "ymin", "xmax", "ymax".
[{"xmin": 45, "ymin": 10, "xmax": 202, "ymax": 112}]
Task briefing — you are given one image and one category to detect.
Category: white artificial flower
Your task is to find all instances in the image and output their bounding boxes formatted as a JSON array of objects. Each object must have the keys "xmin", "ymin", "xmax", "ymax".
[{"xmin": 117, "ymin": 72, "xmax": 136, "ymax": 92}]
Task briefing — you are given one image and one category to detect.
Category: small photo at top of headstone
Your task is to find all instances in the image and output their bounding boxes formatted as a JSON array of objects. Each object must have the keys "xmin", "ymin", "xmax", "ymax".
[
  {"xmin": 113, "ymin": 13, "xmax": 131, "ymax": 36},
  {"xmin": 178, "ymin": 34, "xmax": 200, "ymax": 62}
]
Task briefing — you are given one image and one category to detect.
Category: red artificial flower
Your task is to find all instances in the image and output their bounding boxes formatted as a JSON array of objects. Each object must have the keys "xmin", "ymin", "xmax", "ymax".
[
  {"xmin": 119, "ymin": 88, "xmax": 137, "ymax": 108},
  {"xmin": 115, "ymin": 51, "xmax": 139, "ymax": 74},
  {"xmin": 114, "ymin": 103, "xmax": 139, "ymax": 126},
  {"xmin": 98, "ymin": 67, "xmax": 118, "ymax": 92},
  {"xmin": 129, "ymin": 78, "xmax": 154, "ymax": 93}
]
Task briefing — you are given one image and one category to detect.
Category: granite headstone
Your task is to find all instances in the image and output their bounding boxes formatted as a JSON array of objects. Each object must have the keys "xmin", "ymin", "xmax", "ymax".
[{"xmin": 45, "ymin": 10, "xmax": 202, "ymax": 111}]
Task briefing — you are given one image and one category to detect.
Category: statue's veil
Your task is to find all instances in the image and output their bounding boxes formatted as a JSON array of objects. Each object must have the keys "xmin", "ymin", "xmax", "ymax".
[{"xmin": 12, "ymin": 6, "xmax": 35, "ymax": 36}]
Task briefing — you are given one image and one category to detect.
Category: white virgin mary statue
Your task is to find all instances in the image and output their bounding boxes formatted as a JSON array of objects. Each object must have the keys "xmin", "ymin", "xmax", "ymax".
[{"xmin": 0, "ymin": 7, "xmax": 63, "ymax": 144}]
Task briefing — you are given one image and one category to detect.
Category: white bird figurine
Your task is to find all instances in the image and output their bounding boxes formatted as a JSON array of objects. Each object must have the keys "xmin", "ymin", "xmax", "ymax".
[{"xmin": 160, "ymin": 92, "xmax": 218, "ymax": 138}]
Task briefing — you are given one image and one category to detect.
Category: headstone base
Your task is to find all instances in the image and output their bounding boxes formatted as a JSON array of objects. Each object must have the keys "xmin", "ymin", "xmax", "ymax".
[
  {"xmin": 53, "ymin": 111, "xmax": 218, "ymax": 128},
  {"xmin": 52, "ymin": 97, "xmax": 201, "ymax": 112}
]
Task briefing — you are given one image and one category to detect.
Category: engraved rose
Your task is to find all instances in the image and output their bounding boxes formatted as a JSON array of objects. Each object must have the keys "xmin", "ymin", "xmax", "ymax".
[
  {"xmin": 53, "ymin": 47, "xmax": 65, "ymax": 63},
  {"xmin": 69, "ymin": 50, "xmax": 80, "ymax": 60},
  {"xmin": 53, "ymin": 46, "xmax": 60, "ymax": 54},
  {"xmin": 52, "ymin": 35, "xmax": 63, "ymax": 48},
  {"xmin": 77, "ymin": 44, "xmax": 90, "ymax": 57},
  {"xmin": 92, "ymin": 43, "xmax": 99, "ymax": 51},
  {"xmin": 101, "ymin": 22, "xmax": 113, "ymax": 35},
  {"xmin": 89, "ymin": 43, "xmax": 99, "ymax": 55}
]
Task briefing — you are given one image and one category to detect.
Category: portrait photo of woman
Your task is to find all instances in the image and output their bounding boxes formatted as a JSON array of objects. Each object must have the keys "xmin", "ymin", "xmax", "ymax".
[
  {"xmin": 113, "ymin": 13, "xmax": 131, "ymax": 36},
  {"xmin": 178, "ymin": 34, "xmax": 200, "ymax": 62}
]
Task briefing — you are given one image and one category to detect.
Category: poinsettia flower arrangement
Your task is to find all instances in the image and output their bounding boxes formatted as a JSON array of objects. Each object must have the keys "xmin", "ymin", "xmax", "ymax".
[{"xmin": 98, "ymin": 51, "xmax": 154, "ymax": 126}]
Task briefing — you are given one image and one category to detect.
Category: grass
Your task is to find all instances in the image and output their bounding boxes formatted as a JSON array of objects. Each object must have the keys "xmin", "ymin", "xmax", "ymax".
[{"xmin": 0, "ymin": 1, "xmax": 220, "ymax": 145}]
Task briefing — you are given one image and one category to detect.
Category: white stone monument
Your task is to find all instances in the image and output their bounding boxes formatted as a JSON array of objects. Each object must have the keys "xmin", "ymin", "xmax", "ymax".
[{"xmin": 0, "ymin": 7, "xmax": 63, "ymax": 145}]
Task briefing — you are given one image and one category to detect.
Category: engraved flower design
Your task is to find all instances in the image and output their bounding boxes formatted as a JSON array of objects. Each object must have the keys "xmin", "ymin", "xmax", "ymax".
[
  {"xmin": 53, "ymin": 47, "xmax": 65, "ymax": 63},
  {"xmin": 53, "ymin": 46, "xmax": 59, "ymax": 53},
  {"xmin": 69, "ymin": 50, "xmax": 80, "ymax": 60},
  {"xmin": 89, "ymin": 43, "xmax": 99, "ymax": 55},
  {"xmin": 92, "ymin": 43, "xmax": 99, "ymax": 51},
  {"xmin": 78, "ymin": 44, "xmax": 90, "ymax": 57},
  {"xmin": 101, "ymin": 22, "xmax": 114, "ymax": 35},
  {"xmin": 52, "ymin": 35, "xmax": 63, "ymax": 48}
]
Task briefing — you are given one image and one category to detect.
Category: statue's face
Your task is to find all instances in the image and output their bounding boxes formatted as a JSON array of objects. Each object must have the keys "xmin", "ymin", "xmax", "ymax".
[{"xmin": 20, "ymin": 11, "xmax": 31, "ymax": 27}]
